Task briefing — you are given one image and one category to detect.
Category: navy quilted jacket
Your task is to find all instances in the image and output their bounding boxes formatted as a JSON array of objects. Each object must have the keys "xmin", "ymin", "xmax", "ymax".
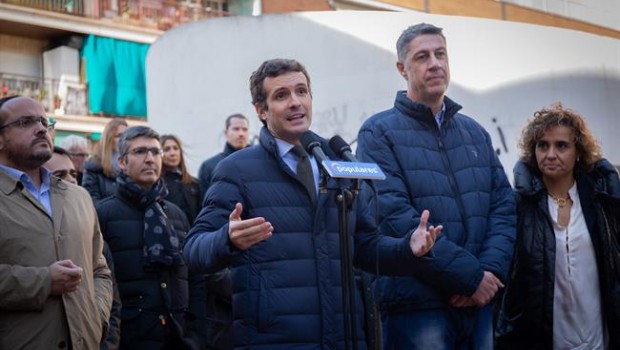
[
  {"xmin": 96, "ymin": 182, "xmax": 196, "ymax": 349},
  {"xmin": 356, "ymin": 91, "xmax": 516, "ymax": 312},
  {"xmin": 184, "ymin": 128, "xmax": 429, "ymax": 350}
]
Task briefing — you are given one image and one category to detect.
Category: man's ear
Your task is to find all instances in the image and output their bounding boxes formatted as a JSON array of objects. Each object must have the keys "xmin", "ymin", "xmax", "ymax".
[
  {"xmin": 118, "ymin": 154, "xmax": 127, "ymax": 172},
  {"xmin": 396, "ymin": 61, "xmax": 407, "ymax": 79},
  {"xmin": 254, "ymin": 103, "xmax": 267, "ymax": 123}
]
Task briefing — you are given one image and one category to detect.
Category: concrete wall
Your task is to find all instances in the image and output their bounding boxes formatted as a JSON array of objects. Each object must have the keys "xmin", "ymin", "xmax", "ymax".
[
  {"xmin": 503, "ymin": 0, "xmax": 620, "ymax": 31},
  {"xmin": 356, "ymin": 0, "xmax": 620, "ymax": 39},
  {"xmin": 146, "ymin": 11, "xmax": 620, "ymax": 181}
]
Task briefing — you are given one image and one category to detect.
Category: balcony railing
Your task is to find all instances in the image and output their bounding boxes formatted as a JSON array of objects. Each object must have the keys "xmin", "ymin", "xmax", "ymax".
[
  {"xmin": 1, "ymin": 0, "xmax": 229, "ymax": 30},
  {"xmin": 2, "ymin": 0, "xmax": 86, "ymax": 16},
  {"xmin": 0, "ymin": 72, "xmax": 88, "ymax": 116}
]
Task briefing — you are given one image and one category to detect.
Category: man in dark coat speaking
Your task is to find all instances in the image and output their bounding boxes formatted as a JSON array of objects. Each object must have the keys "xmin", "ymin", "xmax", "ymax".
[{"xmin": 184, "ymin": 58, "xmax": 443, "ymax": 350}]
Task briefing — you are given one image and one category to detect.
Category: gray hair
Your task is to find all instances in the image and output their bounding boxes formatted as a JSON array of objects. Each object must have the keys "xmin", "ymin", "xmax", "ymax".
[
  {"xmin": 396, "ymin": 23, "xmax": 445, "ymax": 62},
  {"xmin": 118, "ymin": 126, "xmax": 160, "ymax": 157},
  {"xmin": 60, "ymin": 134, "xmax": 88, "ymax": 150}
]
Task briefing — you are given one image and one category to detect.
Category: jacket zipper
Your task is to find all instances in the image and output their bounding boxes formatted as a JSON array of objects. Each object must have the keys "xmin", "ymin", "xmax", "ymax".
[{"xmin": 435, "ymin": 127, "xmax": 469, "ymax": 245}]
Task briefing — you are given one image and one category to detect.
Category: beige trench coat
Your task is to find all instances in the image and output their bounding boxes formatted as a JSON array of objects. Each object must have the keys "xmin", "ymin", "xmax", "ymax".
[{"xmin": 0, "ymin": 170, "xmax": 113, "ymax": 350}]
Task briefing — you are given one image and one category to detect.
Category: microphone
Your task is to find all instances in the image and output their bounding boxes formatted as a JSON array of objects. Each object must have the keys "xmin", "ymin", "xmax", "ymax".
[
  {"xmin": 329, "ymin": 135, "xmax": 358, "ymax": 162},
  {"xmin": 327, "ymin": 135, "xmax": 386, "ymax": 184},
  {"xmin": 300, "ymin": 131, "xmax": 330, "ymax": 172},
  {"xmin": 301, "ymin": 132, "xmax": 386, "ymax": 182}
]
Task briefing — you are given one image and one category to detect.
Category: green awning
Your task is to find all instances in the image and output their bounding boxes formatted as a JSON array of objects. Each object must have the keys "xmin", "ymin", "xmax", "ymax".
[{"xmin": 81, "ymin": 35, "xmax": 149, "ymax": 118}]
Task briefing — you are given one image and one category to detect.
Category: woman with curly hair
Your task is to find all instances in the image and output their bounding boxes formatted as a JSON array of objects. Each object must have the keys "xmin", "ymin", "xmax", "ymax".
[
  {"xmin": 496, "ymin": 103, "xmax": 620, "ymax": 349},
  {"xmin": 82, "ymin": 119, "xmax": 128, "ymax": 204}
]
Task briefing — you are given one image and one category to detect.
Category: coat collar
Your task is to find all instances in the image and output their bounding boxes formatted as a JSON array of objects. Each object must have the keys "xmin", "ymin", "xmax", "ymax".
[
  {"xmin": 393, "ymin": 90, "xmax": 462, "ymax": 127},
  {"xmin": 223, "ymin": 142, "xmax": 245, "ymax": 156},
  {"xmin": 0, "ymin": 167, "xmax": 67, "ymax": 233},
  {"xmin": 514, "ymin": 158, "xmax": 620, "ymax": 200},
  {"xmin": 258, "ymin": 127, "xmax": 338, "ymax": 160},
  {"xmin": 513, "ymin": 160, "xmax": 545, "ymax": 198},
  {"xmin": 0, "ymin": 166, "xmax": 67, "ymax": 194}
]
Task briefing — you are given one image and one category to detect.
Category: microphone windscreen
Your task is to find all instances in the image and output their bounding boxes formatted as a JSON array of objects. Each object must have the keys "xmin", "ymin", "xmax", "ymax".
[
  {"xmin": 328, "ymin": 135, "xmax": 351, "ymax": 155},
  {"xmin": 300, "ymin": 131, "xmax": 320, "ymax": 152}
]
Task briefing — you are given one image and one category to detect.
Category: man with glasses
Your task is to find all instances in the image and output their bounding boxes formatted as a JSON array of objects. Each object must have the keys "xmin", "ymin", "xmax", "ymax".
[
  {"xmin": 0, "ymin": 95, "xmax": 113, "ymax": 349},
  {"xmin": 44, "ymin": 146, "xmax": 79, "ymax": 185},
  {"xmin": 95, "ymin": 125, "xmax": 201, "ymax": 349},
  {"xmin": 60, "ymin": 134, "xmax": 90, "ymax": 185}
]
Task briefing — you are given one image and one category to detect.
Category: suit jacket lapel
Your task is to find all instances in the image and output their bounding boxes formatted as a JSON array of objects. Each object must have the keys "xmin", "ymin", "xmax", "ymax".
[{"xmin": 50, "ymin": 178, "xmax": 67, "ymax": 238}]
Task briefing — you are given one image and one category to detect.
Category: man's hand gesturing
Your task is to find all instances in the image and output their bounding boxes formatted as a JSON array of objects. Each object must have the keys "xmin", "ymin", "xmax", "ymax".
[
  {"xmin": 409, "ymin": 209, "xmax": 442, "ymax": 257},
  {"xmin": 228, "ymin": 202, "xmax": 273, "ymax": 250}
]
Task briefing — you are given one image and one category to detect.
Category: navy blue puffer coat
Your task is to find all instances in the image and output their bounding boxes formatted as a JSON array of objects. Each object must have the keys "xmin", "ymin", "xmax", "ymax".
[
  {"xmin": 184, "ymin": 128, "xmax": 428, "ymax": 350},
  {"xmin": 356, "ymin": 91, "xmax": 516, "ymax": 312}
]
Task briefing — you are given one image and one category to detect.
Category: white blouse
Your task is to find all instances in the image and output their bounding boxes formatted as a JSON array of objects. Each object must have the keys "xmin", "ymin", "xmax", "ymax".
[{"xmin": 549, "ymin": 183, "xmax": 607, "ymax": 350}]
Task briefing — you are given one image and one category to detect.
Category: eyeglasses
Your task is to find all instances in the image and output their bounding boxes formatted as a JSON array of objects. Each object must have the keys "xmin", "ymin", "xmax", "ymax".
[
  {"xmin": 52, "ymin": 169, "xmax": 79, "ymax": 181},
  {"xmin": 0, "ymin": 116, "xmax": 53, "ymax": 132},
  {"xmin": 124, "ymin": 147, "xmax": 163, "ymax": 158},
  {"xmin": 69, "ymin": 152, "xmax": 89, "ymax": 159}
]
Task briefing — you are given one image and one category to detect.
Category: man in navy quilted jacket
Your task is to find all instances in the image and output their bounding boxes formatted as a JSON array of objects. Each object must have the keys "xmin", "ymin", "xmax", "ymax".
[
  {"xmin": 184, "ymin": 58, "xmax": 444, "ymax": 350},
  {"xmin": 356, "ymin": 23, "xmax": 516, "ymax": 349}
]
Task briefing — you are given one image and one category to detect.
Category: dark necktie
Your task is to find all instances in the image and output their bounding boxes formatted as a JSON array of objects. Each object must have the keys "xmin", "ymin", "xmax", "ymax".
[{"xmin": 291, "ymin": 145, "xmax": 316, "ymax": 203}]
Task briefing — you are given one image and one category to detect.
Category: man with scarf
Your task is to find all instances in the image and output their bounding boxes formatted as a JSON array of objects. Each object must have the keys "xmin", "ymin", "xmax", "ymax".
[{"xmin": 96, "ymin": 125, "xmax": 200, "ymax": 350}]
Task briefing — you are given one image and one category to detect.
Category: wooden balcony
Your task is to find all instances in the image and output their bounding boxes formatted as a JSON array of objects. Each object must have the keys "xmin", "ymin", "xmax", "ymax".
[{"xmin": 0, "ymin": 0, "xmax": 229, "ymax": 30}]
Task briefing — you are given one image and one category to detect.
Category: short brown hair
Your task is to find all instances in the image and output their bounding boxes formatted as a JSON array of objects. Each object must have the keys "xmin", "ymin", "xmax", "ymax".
[{"xmin": 249, "ymin": 58, "xmax": 311, "ymax": 125}]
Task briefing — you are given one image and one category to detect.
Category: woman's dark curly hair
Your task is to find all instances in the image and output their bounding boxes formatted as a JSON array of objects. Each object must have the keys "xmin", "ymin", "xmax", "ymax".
[{"xmin": 518, "ymin": 102, "xmax": 602, "ymax": 173}]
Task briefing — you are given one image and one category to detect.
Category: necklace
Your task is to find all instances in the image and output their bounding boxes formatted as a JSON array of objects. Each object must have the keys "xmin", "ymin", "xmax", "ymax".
[{"xmin": 548, "ymin": 192, "xmax": 571, "ymax": 208}]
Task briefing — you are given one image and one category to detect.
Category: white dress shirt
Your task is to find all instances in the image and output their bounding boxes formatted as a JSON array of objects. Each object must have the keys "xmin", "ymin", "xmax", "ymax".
[{"xmin": 550, "ymin": 183, "xmax": 607, "ymax": 350}]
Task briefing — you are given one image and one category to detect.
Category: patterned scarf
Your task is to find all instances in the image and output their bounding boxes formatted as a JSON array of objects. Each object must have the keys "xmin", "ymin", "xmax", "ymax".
[{"xmin": 116, "ymin": 173, "xmax": 184, "ymax": 267}]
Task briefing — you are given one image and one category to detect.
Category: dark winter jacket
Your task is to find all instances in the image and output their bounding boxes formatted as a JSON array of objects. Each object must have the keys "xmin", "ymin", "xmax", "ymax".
[
  {"xmin": 356, "ymin": 91, "xmax": 516, "ymax": 313},
  {"xmin": 495, "ymin": 159, "xmax": 620, "ymax": 349},
  {"xmin": 100, "ymin": 242, "xmax": 122, "ymax": 350},
  {"xmin": 197, "ymin": 143, "xmax": 244, "ymax": 349},
  {"xmin": 162, "ymin": 170, "xmax": 201, "ymax": 224},
  {"xmin": 96, "ymin": 179, "xmax": 198, "ymax": 350},
  {"xmin": 198, "ymin": 143, "xmax": 239, "ymax": 197},
  {"xmin": 190, "ymin": 268, "xmax": 232, "ymax": 350},
  {"xmin": 83, "ymin": 159, "xmax": 118, "ymax": 205},
  {"xmin": 184, "ymin": 127, "xmax": 431, "ymax": 350}
]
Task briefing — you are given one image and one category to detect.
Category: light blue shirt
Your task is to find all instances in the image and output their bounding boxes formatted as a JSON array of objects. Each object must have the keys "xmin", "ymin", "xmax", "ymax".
[
  {"xmin": 0, "ymin": 164, "xmax": 53, "ymax": 217},
  {"xmin": 435, "ymin": 102, "xmax": 446, "ymax": 128},
  {"xmin": 275, "ymin": 138, "xmax": 320, "ymax": 195}
]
